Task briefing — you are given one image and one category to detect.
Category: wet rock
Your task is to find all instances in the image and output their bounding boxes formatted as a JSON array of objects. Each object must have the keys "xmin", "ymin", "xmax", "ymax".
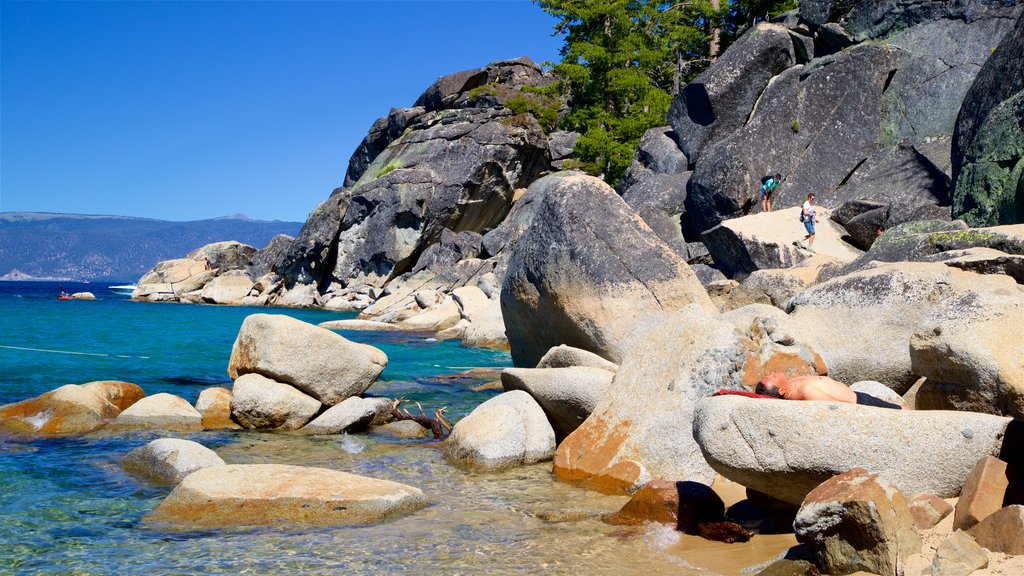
[
  {"xmin": 229, "ymin": 373, "xmax": 321, "ymax": 431},
  {"xmin": 954, "ymin": 456, "xmax": 1010, "ymax": 531},
  {"xmin": 300, "ymin": 397, "xmax": 377, "ymax": 435},
  {"xmin": 603, "ymin": 479, "xmax": 680, "ymax": 526},
  {"xmin": 694, "ymin": 395, "xmax": 1013, "ymax": 505},
  {"xmin": 0, "ymin": 382, "xmax": 136, "ymax": 435},
  {"xmin": 500, "ymin": 366, "xmax": 615, "ymax": 440},
  {"xmin": 368, "ymin": 420, "xmax": 430, "ymax": 439},
  {"xmin": 501, "ymin": 173, "xmax": 713, "ymax": 367},
  {"xmin": 228, "ymin": 314, "xmax": 387, "ymax": 406},
  {"xmin": 147, "ymin": 464, "xmax": 429, "ymax": 528},
  {"xmin": 794, "ymin": 468, "xmax": 921, "ymax": 576},
  {"xmin": 111, "ymin": 393, "xmax": 203, "ymax": 432},
  {"xmin": 123, "ymin": 438, "xmax": 225, "ymax": 485},
  {"xmin": 445, "ymin": 390, "xmax": 556, "ymax": 471}
]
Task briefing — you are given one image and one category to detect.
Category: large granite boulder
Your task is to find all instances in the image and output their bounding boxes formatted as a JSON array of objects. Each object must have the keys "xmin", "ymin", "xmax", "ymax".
[
  {"xmin": 229, "ymin": 373, "xmax": 321, "ymax": 431},
  {"xmin": 618, "ymin": 127, "xmax": 689, "ymax": 191},
  {"xmin": 693, "ymin": 395, "xmax": 1014, "ymax": 505},
  {"xmin": 794, "ymin": 468, "xmax": 921, "ymax": 576},
  {"xmin": 329, "ymin": 105, "xmax": 548, "ymax": 288},
  {"xmin": 500, "ymin": 366, "xmax": 615, "ymax": 440},
  {"xmin": 553, "ymin": 305, "xmax": 826, "ymax": 495},
  {"xmin": 536, "ymin": 345, "xmax": 619, "ymax": 372},
  {"xmin": 702, "ymin": 207, "xmax": 862, "ymax": 277},
  {"xmin": 122, "ymin": 438, "xmax": 225, "ymax": 485},
  {"xmin": 110, "ymin": 393, "xmax": 203, "ymax": 432},
  {"xmin": 669, "ymin": 23, "xmax": 796, "ymax": 163},
  {"xmin": 786, "ymin": 261, "xmax": 1024, "ymax": 391},
  {"xmin": 147, "ymin": 464, "xmax": 429, "ymax": 528},
  {"xmin": 910, "ymin": 297, "xmax": 1024, "ymax": 417},
  {"xmin": 800, "ymin": 0, "xmax": 1018, "ymax": 42},
  {"xmin": 228, "ymin": 314, "xmax": 387, "ymax": 406},
  {"xmin": 445, "ymin": 390, "xmax": 556, "ymax": 471},
  {"xmin": 501, "ymin": 173, "xmax": 714, "ymax": 367},
  {"xmin": 0, "ymin": 381, "xmax": 143, "ymax": 435},
  {"xmin": 621, "ymin": 170, "xmax": 694, "ymax": 260},
  {"xmin": 952, "ymin": 12, "xmax": 1024, "ymax": 227}
]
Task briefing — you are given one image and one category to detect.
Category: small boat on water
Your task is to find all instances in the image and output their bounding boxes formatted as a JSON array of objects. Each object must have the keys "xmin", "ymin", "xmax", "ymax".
[{"xmin": 58, "ymin": 294, "xmax": 73, "ymax": 300}]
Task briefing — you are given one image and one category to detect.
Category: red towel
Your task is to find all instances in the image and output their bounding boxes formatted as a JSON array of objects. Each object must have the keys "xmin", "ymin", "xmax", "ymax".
[{"xmin": 712, "ymin": 389, "xmax": 781, "ymax": 400}]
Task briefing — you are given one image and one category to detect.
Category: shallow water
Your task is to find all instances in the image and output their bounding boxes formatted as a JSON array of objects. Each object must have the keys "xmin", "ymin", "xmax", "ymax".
[{"xmin": 0, "ymin": 282, "xmax": 755, "ymax": 575}]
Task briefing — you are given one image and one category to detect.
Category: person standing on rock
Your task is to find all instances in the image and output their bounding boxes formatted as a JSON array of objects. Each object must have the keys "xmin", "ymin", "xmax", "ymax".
[
  {"xmin": 760, "ymin": 173, "xmax": 782, "ymax": 212},
  {"xmin": 796, "ymin": 193, "xmax": 818, "ymax": 252}
]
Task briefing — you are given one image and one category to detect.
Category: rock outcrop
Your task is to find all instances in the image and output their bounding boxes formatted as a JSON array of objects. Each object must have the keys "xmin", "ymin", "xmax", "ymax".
[
  {"xmin": 109, "ymin": 393, "xmax": 203, "ymax": 432},
  {"xmin": 952, "ymin": 12, "xmax": 1024, "ymax": 227}
]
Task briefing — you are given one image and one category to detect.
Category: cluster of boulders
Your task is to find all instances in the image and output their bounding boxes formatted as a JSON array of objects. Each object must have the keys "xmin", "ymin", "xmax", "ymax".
[
  {"xmin": 109, "ymin": 0, "xmax": 1024, "ymax": 569},
  {"xmin": 0, "ymin": 313, "xmax": 449, "ymax": 528}
]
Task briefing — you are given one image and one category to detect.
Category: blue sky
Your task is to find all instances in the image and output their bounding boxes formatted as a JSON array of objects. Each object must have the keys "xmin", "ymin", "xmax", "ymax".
[{"xmin": 1, "ymin": 0, "xmax": 563, "ymax": 222}]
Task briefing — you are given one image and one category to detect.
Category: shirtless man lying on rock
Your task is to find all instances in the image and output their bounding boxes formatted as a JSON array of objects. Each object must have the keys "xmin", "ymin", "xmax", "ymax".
[{"xmin": 755, "ymin": 372, "xmax": 904, "ymax": 410}]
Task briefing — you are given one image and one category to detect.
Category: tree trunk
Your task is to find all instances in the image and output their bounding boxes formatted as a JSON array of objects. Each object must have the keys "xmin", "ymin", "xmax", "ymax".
[{"xmin": 709, "ymin": 0, "xmax": 721, "ymax": 61}]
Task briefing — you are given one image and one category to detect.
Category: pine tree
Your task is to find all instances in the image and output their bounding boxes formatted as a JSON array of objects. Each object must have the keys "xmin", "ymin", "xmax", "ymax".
[{"xmin": 535, "ymin": 0, "xmax": 794, "ymax": 186}]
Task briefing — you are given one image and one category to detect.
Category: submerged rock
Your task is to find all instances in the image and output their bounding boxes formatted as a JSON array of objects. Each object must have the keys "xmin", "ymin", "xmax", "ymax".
[
  {"xmin": 147, "ymin": 464, "xmax": 429, "ymax": 528},
  {"xmin": 123, "ymin": 438, "xmax": 225, "ymax": 485},
  {"xmin": 0, "ymin": 381, "xmax": 143, "ymax": 435}
]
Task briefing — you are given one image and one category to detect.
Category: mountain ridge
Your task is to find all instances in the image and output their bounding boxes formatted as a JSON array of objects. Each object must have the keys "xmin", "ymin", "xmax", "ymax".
[{"xmin": 0, "ymin": 212, "xmax": 302, "ymax": 281}]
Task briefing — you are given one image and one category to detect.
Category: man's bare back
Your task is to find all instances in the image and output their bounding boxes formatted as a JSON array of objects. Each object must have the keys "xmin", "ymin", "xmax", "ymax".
[{"xmin": 756, "ymin": 373, "xmax": 856, "ymax": 402}]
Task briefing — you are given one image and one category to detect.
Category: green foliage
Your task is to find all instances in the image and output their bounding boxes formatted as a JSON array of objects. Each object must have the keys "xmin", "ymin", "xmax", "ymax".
[
  {"xmin": 374, "ymin": 160, "xmax": 402, "ymax": 179},
  {"xmin": 535, "ymin": 0, "xmax": 796, "ymax": 185},
  {"xmin": 791, "ymin": 118, "xmax": 800, "ymax": 133}
]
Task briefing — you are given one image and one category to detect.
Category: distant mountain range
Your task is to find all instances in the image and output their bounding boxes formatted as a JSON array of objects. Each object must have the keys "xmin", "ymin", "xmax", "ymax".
[{"xmin": 0, "ymin": 212, "xmax": 303, "ymax": 281}]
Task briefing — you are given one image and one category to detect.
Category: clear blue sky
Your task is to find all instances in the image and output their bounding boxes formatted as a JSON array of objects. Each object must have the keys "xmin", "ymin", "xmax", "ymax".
[{"xmin": 1, "ymin": 0, "xmax": 563, "ymax": 222}]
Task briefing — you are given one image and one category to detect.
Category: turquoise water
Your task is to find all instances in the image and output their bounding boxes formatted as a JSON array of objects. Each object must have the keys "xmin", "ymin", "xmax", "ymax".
[{"xmin": 0, "ymin": 282, "xmax": 707, "ymax": 575}]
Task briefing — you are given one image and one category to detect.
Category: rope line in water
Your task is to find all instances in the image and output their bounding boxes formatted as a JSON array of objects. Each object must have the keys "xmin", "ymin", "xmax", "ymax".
[{"xmin": 0, "ymin": 344, "xmax": 150, "ymax": 360}]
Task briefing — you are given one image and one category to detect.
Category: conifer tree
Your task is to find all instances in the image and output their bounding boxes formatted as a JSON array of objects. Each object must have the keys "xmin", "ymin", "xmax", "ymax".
[{"xmin": 535, "ymin": 0, "xmax": 794, "ymax": 186}]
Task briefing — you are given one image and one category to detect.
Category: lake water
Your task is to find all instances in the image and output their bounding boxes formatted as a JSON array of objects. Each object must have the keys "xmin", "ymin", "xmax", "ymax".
[{"xmin": 0, "ymin": 281, "xmax": 760, "ymax": 575}]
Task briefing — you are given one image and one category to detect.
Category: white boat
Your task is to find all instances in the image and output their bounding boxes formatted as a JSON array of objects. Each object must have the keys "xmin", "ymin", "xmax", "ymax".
[{"xmin": 109, "ymin": 284, "xmax": 137, "ymax": 295}]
